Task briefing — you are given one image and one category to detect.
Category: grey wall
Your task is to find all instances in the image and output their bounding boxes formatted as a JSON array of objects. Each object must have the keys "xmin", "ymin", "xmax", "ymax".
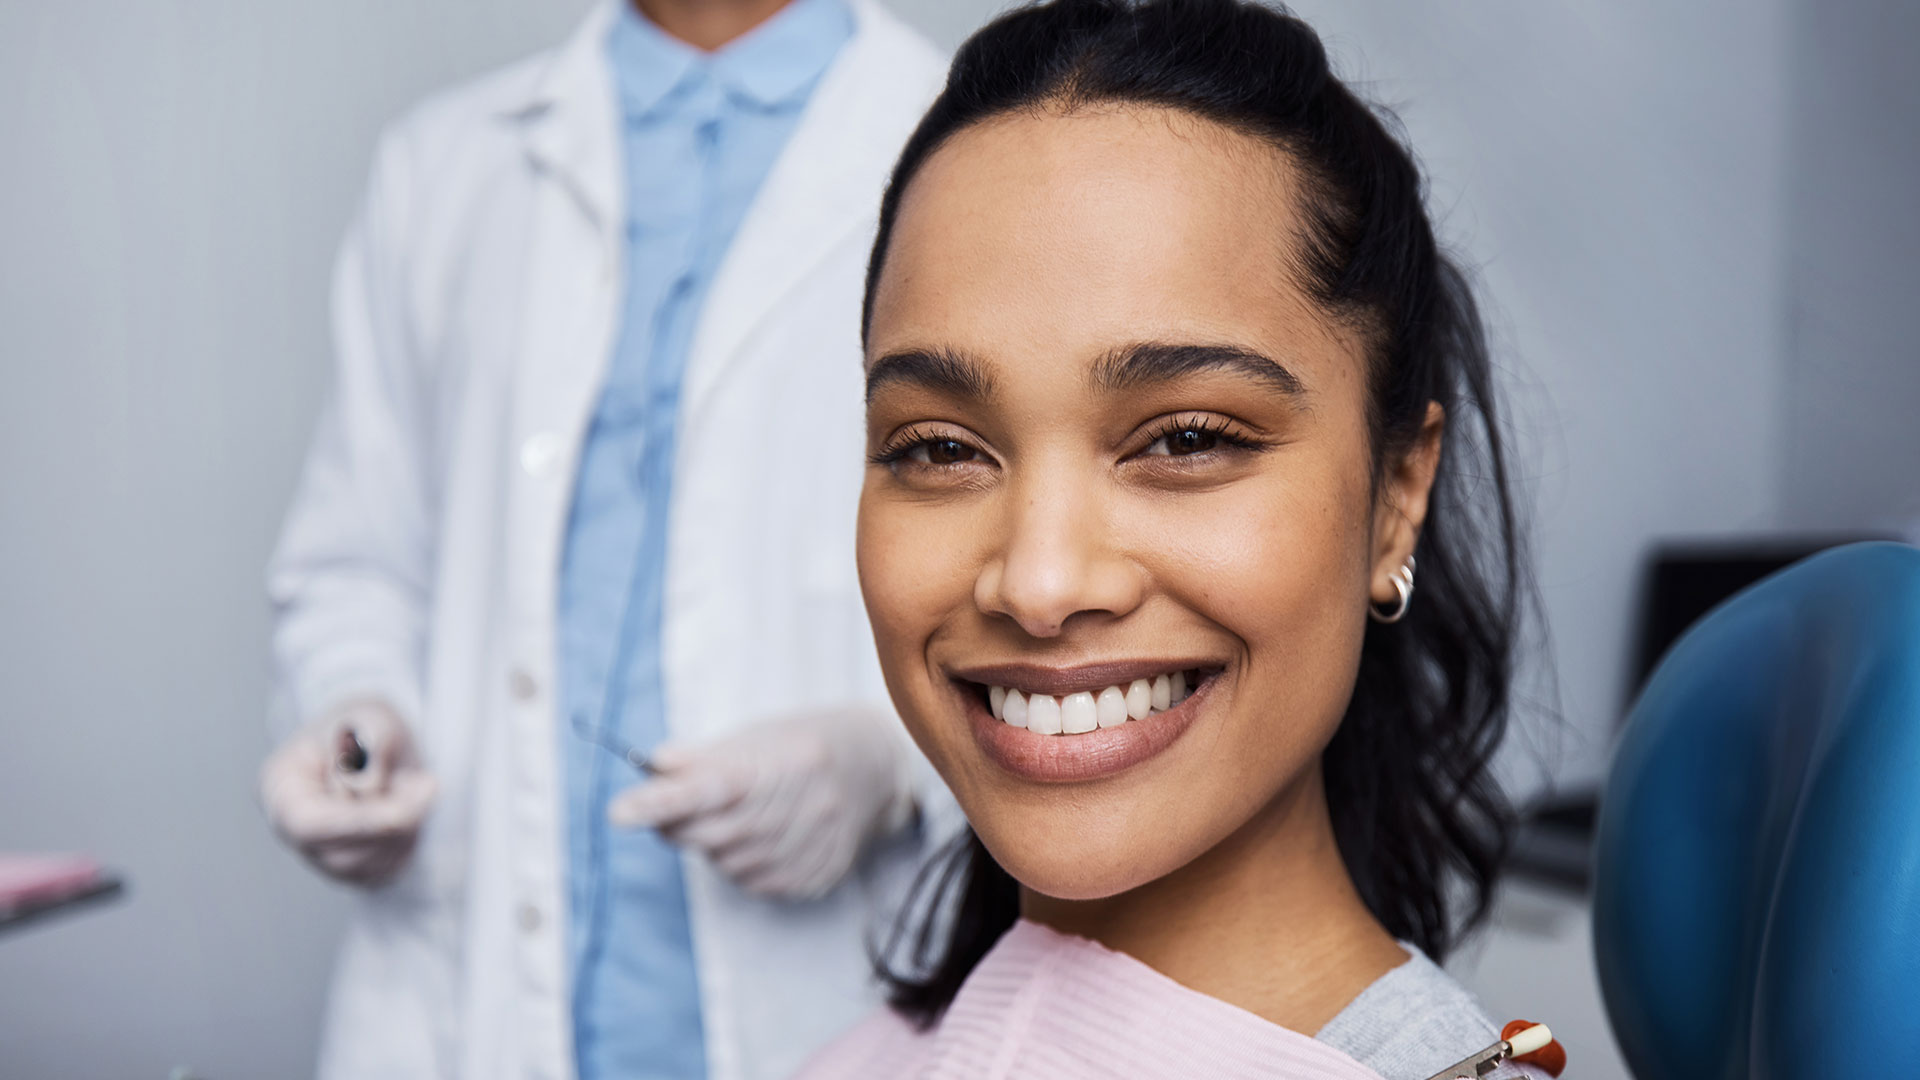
[
  {"xmin": 0, "ymin": 3, "xmax": 594, "ymax": 1076},
  {"xmin": 0, "ymin": 1, "xmax": 1907, "ymax": 1077},
  {"xmin": 1779, "ymin": 0, "xmax": 1920, "ymax": 532}
]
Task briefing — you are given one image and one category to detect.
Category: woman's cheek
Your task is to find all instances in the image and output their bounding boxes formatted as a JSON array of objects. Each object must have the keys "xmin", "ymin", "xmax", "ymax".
[
  {"xmin": 858, "ymin": 488, "xmax": 975, "ymax": 695},
  {"xmin": 1143, "ymin": 466, "xmax": 1371, "ymax": 740},
  {"xmin": 1140, "ymin": 462, "xmax": 1349, "ymax": 607},
  {"xmin": 857, "ymin": 495, "xmax": 922, "ymax": 660},
  {"xmin": 863, "ymin": 489, "xmax": 958, "ymax": 602}
]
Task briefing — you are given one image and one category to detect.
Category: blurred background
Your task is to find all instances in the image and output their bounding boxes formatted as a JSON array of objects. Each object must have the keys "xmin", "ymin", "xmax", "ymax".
[{"xmin": 2, "ymin": 0, "xmax": 1914, "ymax": 1076}]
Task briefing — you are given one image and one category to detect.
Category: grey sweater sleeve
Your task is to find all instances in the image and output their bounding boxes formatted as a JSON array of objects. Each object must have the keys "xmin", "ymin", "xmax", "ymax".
[{"xmin": 1315, "ymin": 945, "xmax": 1554, "ymax": 1080}]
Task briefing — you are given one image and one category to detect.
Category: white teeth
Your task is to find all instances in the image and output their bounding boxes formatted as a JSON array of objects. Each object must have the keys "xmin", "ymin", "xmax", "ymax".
[
  {"xmin": 1003, "ymin": 689, "xmax": 1029, "ymax": 728},
  {"xmin": 1027, "ymin": 693, "xmax": 1064, "ymax": 735},
  {"xmin": 1061, "ymin": 692, "xmax": 1098, "ymax": 734},
  {"xmin": 987, "ymin": 670, "xmax": 1205, "ymax": 736}
]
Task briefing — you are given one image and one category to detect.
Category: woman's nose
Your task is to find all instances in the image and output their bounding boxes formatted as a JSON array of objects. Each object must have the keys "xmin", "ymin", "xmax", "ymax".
[{"xmin": 972, "ymin": 476, "xmax": 1144, "ymax": 638}]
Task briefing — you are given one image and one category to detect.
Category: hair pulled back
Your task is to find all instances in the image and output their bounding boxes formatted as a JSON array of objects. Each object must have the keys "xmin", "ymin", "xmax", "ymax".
[{"xmin": 865, "ymin": 0, "xmax": 1524, "ymax": 1026}]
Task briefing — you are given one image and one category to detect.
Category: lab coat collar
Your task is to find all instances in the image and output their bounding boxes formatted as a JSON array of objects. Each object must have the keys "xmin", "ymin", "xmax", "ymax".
[
  {"xmin": 503, "ymin": 0, "xmax": 862, "ymax": 232},
  {"xmin": 677, "ymin": 0, "xmax": 937, "ymax": 427},
  {"xmin": 504, "ymin": 1, "xmax": 624, "ymax": 232},
  {"xmin": 499, "ymin": 0, "xmax": 936, "ymax": 423}
]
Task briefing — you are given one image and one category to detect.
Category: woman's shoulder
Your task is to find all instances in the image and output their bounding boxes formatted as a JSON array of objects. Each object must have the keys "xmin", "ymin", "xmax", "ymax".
[
  {"xmin": 1316, "ymin": 945, "xmax": 1551, "ymax": 1080},
  {"xmin": 791, "ymin": 1004, "xmax": 933, "ymax": 1080}
]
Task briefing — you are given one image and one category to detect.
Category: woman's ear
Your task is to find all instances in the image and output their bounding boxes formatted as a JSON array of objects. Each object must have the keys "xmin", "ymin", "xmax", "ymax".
[{"xmin": 1370, "ymin": 401, "xmax": 1445, "ymax": 608}]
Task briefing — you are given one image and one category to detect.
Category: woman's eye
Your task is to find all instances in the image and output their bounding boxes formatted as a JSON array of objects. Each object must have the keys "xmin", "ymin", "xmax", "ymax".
[
  {"xmin": 1148, "ymin": 427, "xmax": 1220, "ymax": 456},
  {"xmin": 876, "ymin": 433, "xmax": 988, "ymax": 472},
  {"xmin": 919, "ymin": 439, "xmax": 978, "ymax": 465}
]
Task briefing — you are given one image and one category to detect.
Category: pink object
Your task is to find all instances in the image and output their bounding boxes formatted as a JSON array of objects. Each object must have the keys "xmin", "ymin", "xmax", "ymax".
[
  {"xmin": 794, "ymin": 920, "xmax": 1387, "ymax": 1079},
  {"xmin": 0, "ymin": 854, "xmax": 105, "ymax": 912}
]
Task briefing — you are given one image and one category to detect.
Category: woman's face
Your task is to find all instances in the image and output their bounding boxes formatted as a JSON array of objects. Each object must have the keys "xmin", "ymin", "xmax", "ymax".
[{"xmin": 859, "ymin": 106, "xmax": 1435, "ymax": 900}]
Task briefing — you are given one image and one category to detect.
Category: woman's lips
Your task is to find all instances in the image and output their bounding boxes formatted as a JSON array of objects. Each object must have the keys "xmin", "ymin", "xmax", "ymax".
[{"xmin": 960, "ymin": 671, "xmax": 1218, "ymax": 783}]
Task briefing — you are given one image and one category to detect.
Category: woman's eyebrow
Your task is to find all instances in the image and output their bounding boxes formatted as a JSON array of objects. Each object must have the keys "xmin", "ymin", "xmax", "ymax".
[
  {"xmin": 865, "ymin": 346, "xmax": 996, "ymax": 403},
  {"xmin": 1091, "ymin": 341, "xmax": 1307, "ymax": 398}
]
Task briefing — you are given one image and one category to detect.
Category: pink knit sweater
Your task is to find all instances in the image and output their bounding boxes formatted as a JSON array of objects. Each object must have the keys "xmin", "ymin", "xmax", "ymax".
[{"xmin": 793, "ymin": 920, "xmax": 1390, "ymax": 1079}]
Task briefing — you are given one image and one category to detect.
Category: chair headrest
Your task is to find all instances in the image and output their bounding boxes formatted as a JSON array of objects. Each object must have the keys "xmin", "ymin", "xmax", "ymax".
[{"xmin": 1593, "ymin": 541, "xmax": 1920, "ymax": 1079}]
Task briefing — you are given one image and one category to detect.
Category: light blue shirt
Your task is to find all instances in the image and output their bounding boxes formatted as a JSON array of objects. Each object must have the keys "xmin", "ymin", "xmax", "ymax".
[{"xmin": 554, "ymin": 2, "xmax": 852, "ymax": 1077}]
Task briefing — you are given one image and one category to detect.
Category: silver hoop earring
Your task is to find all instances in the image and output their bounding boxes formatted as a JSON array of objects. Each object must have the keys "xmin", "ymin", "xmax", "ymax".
[{"xmin": 1369, "ymin": 555, "xmax": 1415, "ymax": 624}]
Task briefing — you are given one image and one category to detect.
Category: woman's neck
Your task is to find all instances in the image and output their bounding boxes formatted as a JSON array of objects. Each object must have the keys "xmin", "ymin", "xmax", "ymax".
[
  {"xmin": 632, "ymin": 0, "xmax": 792, "ymax": 52},
  {"xmin": 1021, "ymin": 768, "xmax": 1408, "ymax": 1036}
]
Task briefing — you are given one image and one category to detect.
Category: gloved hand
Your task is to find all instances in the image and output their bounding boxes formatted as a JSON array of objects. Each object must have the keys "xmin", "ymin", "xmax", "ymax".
[
  {"xmin": 607, "ymin": 708, "xmax": 917, "ymax": 900},
  {"xmin": 259, "ymin": 698, "xmax": 437, "ymax": 887}
]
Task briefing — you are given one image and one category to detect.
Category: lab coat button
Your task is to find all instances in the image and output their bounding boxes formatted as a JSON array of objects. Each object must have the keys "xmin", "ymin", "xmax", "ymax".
[
  {"xmin": 519, "ymin": 432, "xmax": 562, "ymax": 478},
  {"xmin": 517, "ymin": 902, "xmax": 542, "ymax": 933},
  {"xmin": 509, "ymin": 668, "xmax": 539, "ymax": 701}
]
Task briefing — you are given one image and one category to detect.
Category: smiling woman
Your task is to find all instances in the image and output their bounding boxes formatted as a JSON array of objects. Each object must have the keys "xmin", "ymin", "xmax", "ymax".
[{"xmin": 798, "ymin": 1, "xmax": 1540, "ymax": 1078}]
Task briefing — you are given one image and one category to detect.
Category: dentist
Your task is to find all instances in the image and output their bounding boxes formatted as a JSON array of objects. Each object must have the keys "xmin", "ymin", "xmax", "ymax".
[{"xmin": 256, "ymin": 2, "xmax": 948, "ymax": 1078}]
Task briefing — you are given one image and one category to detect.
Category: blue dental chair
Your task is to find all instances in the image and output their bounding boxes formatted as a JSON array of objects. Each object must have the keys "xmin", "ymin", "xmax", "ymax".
[{"xmin": 1593, "ymin": 541, "xmax": 1920, "ymax": 1078}]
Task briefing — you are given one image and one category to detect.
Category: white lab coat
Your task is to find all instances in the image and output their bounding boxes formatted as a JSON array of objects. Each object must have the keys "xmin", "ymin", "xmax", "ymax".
[{"xmin": 266, "ymin": 4, "xmax": 950, "ymax": 1078}]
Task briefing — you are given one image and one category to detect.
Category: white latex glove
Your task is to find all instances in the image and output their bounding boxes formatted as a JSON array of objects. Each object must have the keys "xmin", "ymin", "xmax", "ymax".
[
  {"xmin": 259, "ymin": 698, "xmax": 437, "ymax": 887},
  {"xmin": 607, "ymin": 708, "xmax": 916, "ymax": 900}
]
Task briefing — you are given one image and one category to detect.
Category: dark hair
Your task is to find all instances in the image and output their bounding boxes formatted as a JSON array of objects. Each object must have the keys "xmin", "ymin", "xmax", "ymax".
[{"xmin": 865, "ymin": 0, "xmax": 1524, "ymax": 1026}]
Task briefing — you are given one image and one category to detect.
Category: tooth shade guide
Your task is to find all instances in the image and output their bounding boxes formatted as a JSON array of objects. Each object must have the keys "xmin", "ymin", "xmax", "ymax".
[{"xmin": 1505, "ymin": 1024, "xmax": 1551, "ymax": 1057}]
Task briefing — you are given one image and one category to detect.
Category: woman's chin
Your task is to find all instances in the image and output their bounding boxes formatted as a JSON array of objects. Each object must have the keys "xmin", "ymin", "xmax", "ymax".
[{"xmin": 978, "ymin": 823, "xmax": 1192, "ymax": 903}]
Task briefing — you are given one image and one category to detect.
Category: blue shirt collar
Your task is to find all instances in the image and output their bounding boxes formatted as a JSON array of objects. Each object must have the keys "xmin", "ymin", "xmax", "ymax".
[{"xmin": 607, "ymin": 0, "xmax": 852, "ymax": 120}]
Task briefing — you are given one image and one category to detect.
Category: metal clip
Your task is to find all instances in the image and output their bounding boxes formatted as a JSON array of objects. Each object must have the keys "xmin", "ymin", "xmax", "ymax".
[
  {"xmin": 1421, "ymin": 1022, "xmax": 1554, "ymax": 1080},
  {"xmin": 1421, "ymin": 1038, "xmax": 1515, "ymax": 1080}
]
